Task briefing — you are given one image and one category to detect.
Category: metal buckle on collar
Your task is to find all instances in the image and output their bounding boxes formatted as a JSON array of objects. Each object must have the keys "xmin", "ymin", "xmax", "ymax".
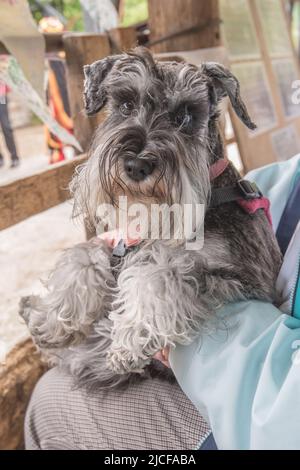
[
  {"xmin": 111, "ymin": 238, "xmax": 139, "ymax": 276},
  {"xmin": 111, "ymin": 238, "xmax": 138, "ymax": 260},
  {"xmin": 111, "ymin": 239, "xmax": 128, "ymax": 273},
  {"xmin": 112, "ymin": 239, "xmax": 127, "ymax": 258},
  {"xmin": 237, "ymin": 180, "xmax": 262, "ymax": 200}
]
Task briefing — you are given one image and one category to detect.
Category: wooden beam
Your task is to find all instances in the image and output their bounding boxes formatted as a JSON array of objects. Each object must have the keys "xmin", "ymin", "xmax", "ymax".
[
  {"xmin": 148, "ymin": 0, "xmax": 221, "ymax": 53},
  {"xmin": 63, "ymin": 33, "xmax": 111, "ymax": 153},
  {"xmin": 0, "ymin": 33, "xmax": 64, "ymax": 55},
  {"xmin": 0, "ymin": 155, "xmax": 86, "ymax": 232},
  {"xmin": 226, "ymin": 136, "xmax": 236, "ymax": 146},
  {"xmin": 0, "ymin": 338, "xmax": 46, "ymax": 450}
]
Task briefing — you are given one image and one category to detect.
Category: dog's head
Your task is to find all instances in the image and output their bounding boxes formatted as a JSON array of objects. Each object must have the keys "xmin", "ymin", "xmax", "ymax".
[{"xmin": 72, "ymin": 47, "xmax": 255, "ymax": 232}]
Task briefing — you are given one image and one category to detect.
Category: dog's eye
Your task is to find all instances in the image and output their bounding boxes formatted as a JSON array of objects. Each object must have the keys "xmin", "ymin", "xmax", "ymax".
[
  {"xmin": 120, "ymin": 101, "xmax": 134, "ymax": 117},
  {"xmin": 173, "ymin": 107, "xmax": 193, "ymax": 132},
  {"xmin": 175, "ymin": 112, "xmax": 192, "ymax": 128}
]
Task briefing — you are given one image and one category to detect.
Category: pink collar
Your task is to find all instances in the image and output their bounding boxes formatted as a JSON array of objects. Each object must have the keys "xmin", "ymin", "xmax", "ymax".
[
  {"xmin": 97, "ymin": 229, "xmax": 141, "ymax": 250},
  {"xmin": 209, "ymin": 158, "xmax": 229, "ymax": 181}
]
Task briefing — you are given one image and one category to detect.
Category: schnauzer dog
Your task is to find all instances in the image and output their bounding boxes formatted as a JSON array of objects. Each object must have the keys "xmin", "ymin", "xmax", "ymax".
[{"xmin": 20, "ymin": 47, "xmax": 282, "ymax": 388}]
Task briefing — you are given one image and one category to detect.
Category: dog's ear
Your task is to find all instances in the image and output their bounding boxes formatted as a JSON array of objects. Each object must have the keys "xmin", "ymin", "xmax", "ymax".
[
  {"xmin": 83, "ymin": 55, "xmax": 122, "ymax": 115},
  {"xmin": 202, "ymin": 62, "xmax": 256, "ymax": 130}
]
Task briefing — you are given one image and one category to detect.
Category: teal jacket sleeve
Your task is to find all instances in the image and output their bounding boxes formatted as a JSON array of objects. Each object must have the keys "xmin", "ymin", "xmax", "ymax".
[
  {"xmin": 169, "ymin": 155, "xmax": 300, "ymax": 450},
  {"xmin": 170, "ymin": 301, "xmax": 300, "ymax": 450}
]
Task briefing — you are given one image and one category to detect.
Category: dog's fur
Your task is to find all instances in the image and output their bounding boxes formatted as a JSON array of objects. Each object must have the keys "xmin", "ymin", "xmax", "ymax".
[{"xmin": 20, "ymin": 48, "xmax": 282, "ymax": 388}]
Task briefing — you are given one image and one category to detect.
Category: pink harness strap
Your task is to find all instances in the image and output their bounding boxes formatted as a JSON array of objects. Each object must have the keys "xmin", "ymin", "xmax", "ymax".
[
  {"xmin": 237, "ymin": 197, "xmax": 272, "ymax": 225},
  {"xmin": 209, "ymin": 158, "xmax": 272, "ymax": 226}
]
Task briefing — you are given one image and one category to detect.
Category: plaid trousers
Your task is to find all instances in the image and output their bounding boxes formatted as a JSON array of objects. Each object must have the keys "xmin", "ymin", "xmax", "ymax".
[{"xmin": 25, "ymin": 367, "xmax": 210, "ymax": 450}]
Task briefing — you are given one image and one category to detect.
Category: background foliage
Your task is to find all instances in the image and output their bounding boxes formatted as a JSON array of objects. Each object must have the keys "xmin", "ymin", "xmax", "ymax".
[
  {"xmin": 29, "ymin": 0, "xmax": 148, "ymax": 30},
  {"xmin": 122, "ymin": 0, "xmax": 148, "ymax": 26}
]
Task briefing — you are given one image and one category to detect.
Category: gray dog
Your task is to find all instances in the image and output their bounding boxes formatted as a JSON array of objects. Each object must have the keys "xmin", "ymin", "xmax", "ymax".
[{"xmin": 20, "ymin": 47, "xmax": 282, "ymax": 388}]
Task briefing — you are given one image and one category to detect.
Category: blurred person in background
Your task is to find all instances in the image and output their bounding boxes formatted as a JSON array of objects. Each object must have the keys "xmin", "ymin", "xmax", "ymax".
[
  {"xmin": 0, "ymin": 82, "xmax": 20, "ymax": 168},
  {"xmin": 39, "ymin": 16, "xmax": 74, "ymax": 164}
]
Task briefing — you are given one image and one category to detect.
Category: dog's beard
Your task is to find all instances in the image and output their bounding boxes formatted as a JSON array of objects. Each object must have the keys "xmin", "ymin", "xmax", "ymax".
[{"xmin": 71, "ymin": 122, "xmax": 211, "ymax": 241}]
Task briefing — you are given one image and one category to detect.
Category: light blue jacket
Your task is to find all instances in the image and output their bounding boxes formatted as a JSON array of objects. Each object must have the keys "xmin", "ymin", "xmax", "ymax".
[{"xmin": 170, "ymin": 154, "xmax": 300, "ymax": 450}]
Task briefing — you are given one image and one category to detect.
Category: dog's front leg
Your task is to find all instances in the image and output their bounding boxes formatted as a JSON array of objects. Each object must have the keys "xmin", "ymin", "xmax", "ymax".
[
  {"xmin": 107, "ymin": 243, "xmax": 204, "ymax": 374},
  {"xmin": 19, "ymin": 240, "xmax": 115, "ymax": 349}
]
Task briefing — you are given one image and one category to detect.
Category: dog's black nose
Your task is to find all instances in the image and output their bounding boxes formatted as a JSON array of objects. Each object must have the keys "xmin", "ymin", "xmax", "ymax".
[{"xmin": 124, "ymin": 157, "xmax": 155, "ymax": 182}]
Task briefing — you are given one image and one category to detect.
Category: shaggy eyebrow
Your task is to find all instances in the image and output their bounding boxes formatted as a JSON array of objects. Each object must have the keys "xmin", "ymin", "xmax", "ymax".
[
  {"xmin": 110, "ymin": 84, "xmax": 139, "ymax": 104},
  {"xmin": 169, "ymin": 99, "xmax": 204, "ymax": 113}
]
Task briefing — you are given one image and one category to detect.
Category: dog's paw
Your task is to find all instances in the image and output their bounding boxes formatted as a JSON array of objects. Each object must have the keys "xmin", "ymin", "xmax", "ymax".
[{"xmin": 107, "ymin": 349, "xmax": 150, "ymax": 375}]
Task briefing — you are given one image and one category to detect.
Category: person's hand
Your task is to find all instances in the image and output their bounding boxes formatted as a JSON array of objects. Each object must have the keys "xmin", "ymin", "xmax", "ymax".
[{"xmin": 153, "ymin": 347, "xmax": 170, "ymax": 368}]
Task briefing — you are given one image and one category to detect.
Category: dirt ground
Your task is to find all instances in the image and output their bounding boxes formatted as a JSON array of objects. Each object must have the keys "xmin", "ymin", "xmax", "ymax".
[
  {"xmin": 0, "ymin": 124, "xmax": 49, "ymax": 186},
  {"xmin": 0, "ymin": 201, "xmax": 85, "ymax": 358},
  {"xmin": 0, "ymin": 125, "xmax": 85, "ymax": 358}
]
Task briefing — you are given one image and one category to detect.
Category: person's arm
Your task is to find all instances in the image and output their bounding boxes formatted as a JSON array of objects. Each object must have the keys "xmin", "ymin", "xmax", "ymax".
[{"xmin": 170, "ymin": 300, "xmax": 300, "ymax": 450}]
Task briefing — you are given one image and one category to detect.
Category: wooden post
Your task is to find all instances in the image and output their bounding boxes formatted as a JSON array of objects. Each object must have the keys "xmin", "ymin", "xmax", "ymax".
[
  {"xmin": 148, "ymin": 0, "xmax": 220, "ymax": 53},
  {"xmin": 63, "ymin": 33, "xmax": 111, "ymax": 152},
  {"xmin": 109, "ymin": 26, "xmax": 138, "ymax": 52}
]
